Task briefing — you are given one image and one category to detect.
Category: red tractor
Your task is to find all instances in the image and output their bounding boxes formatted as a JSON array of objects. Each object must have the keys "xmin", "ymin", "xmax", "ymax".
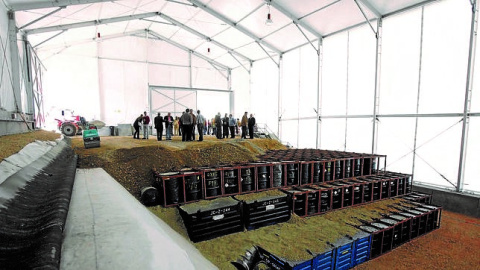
[{"xmin": 55, "ymin": 115, "xmax": 87, "ymax": 136}]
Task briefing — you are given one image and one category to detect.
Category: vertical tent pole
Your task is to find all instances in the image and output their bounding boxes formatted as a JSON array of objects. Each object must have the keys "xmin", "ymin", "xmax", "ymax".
[
  {"xmin": 8, "ymin": 11, "xmax": 22, "ymax": 113},
  {"xmin": 457, "ymin": 0, "xmax": 478, "ymax": 192},
  {"xmin": 371, "ymin": 18, "xmax": 383, "ymax": 154},
  {"xmin": 412, "ymin": 7, "xmax": 425, "ymax": 181},
  {"xmin": 317, "ymin": 38, "xmax": 323, "ymax": 149},
  {"xmin": 277, "ymin": 54, "xmax": 283, "ymax": 140}
]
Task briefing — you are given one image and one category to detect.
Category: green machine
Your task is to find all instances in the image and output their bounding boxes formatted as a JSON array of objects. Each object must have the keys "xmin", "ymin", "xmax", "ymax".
[{"xmin": 83, "ymin": 129, "xmax": 100, "ymax": 149}]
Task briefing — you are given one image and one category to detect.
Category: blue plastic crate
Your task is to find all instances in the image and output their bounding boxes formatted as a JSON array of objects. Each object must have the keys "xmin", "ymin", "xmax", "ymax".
[
  {"xmin": 311, "ymin": 247, "xmax": 335, "ymax": 270},
  {"xmin": 256, "ymin": 246, "xmax": 313, "ymax": 270},
  {"xmin": 332, "ymin": 237, "xmax": 353, "ymax": 270},
  {"xmin": 351, "ymin": 231, "xmax": 371, "ymax": 266}
]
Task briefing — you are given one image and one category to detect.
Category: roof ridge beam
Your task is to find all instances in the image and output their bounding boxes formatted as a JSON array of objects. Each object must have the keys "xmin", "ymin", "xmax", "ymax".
[
  {"xmin": 157, "ymin": 13, "xmax": 252, "ymax": 63},
  {"xmin": 24, "ymin": 12, "xmax": 159, "ymax": 35},
  {"xmin": 186, "ymin": 0, "xmax": 281, "ymax": 54},
  {"xmin": 267, "ymin": 0, "xmax": 322, "ymax": 38},
  {"xmin": 146, "ymin": 29, "xmax": 230, "ymax": 70},
  {"xmin": 11, "ymin": 0, "xmax": 115, "ymax": 11}
]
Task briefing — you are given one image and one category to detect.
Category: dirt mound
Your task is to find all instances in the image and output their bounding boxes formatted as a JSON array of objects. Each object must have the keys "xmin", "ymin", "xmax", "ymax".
[{"xmin": 73, "ymin": 136, "xmax": 287, "ymax": 199}]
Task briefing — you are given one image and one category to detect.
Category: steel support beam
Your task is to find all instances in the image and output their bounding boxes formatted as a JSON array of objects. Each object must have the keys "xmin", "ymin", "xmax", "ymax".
[
  {"xmin": 316, "ymin": 38, "xmax": 323, "ymax": 149},
  {"xmin": 354, "ymin": 0, "xmax": 377, "ymax": 36},
  {"xmin": 147, "ymin": 30, "xmax": 229, "ymax": 71},
  {"xmin": 187, "ymin": 0, "xmax": 281, "ymax": 54},
  {"xmin": 8, "ymin": 11, "xmax": 22, "ymax": 113},
  {"xmin": 10, "ymin": 0, "xmax": 114, "ymax": 11},
  {"xmin": 412, "ymin": 7, "xmax": 425, "ymax": 181},
  {"xmin": 157, "ymin": 13, "xmax": 252, "ymax": 63},
  {"xmin": 371, "ymin": 18, "xmax": 382, "ymax": 154},
  {"xmin": 457, "ymin": 0, "xmax": 478, "ymax": 192},
  {"xmin": 229, "ymin": 69, "xmax": 234, "ymax": 115},
  {"xmin": 149, "ymin": 85, "xmax": 231, "ymax": 93},
  {"xmin": 22, "ymin": 35, "xmax": 34, "ymax": 114},
  {"xmin": 24, "ymin": 12, "xmax": 159, "ymax": 35},
  {"xmin": 256, "ymin": 42, "xmax": 279, "ymax": 67},
  {"xmin": 277, "ymin": 55, "xmax": 283, "ymax": 139},
  {"xmin": 19, "ymin": 7, "xmax": 66, "ymax": 30},
  {"xmin": 33, "ymin": 30, "xmax": 67, "ymax": 48},
  {"xmin": 356, "ymin": 0, "xmax": 381, "ymax": 18}
]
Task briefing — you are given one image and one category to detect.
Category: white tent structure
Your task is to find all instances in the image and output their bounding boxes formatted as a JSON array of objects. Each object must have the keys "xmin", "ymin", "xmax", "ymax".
[{"xmin": 1, "ymin": 0, "xmax": 479, "ymax": 196}]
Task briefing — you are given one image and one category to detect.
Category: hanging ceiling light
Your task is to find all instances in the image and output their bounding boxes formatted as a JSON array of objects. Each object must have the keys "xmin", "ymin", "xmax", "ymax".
[{"xmin": 265, "ymin": 2, "xmax": 273, "ymax": 26}]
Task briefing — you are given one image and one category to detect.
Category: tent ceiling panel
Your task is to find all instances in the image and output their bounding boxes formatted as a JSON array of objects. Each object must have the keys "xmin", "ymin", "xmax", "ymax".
[
  {"xmin": 148, "ymin": 22, "xmax": 180, "ymax": 38},
  {"xmin": 169, "ymin": 28, "xmax": 205, "ymax": 49},
  {"xmin": 301, "ymin": 0, "xmax": 377, "ymax": 36},
  {"xmin": 183, "ymin": 10, "xmax": 229, "ymax": 38},
  {"xmin": 159, "ymin": 1, "xmax": 200, "ymax": 23},
  {"xmin": 273, "ymin": 0, "xmax": 341, "ymax": 20},
  {"xmin": 213, "ymin": 27, "xmax": 255, "ymax": 50},
  {"xmin": 262, "ymin": 23, "xmax": 317, "ymax": 53},
  {"xmin": 235, "ymin": 42, "xmax": 278, "ymax": 62},
  {"xmin": 9, "ymin": 0, "xmax": 438, "ymax": 68},
  {"xmin": 237, "ymin": 3, "xmax": 293, "ymax": 39},
  {"xmin": 368, "ymin": 0, "xmax": 432, "ymax": 15},
  {"xmin": 214, "ymin": 53, "xmax": 249, "ymax": 70},
  {"xmin": 195, "ymin": 42, "xmax": 228, "ymax": 60},
  {"xmin": 199, "ymin": 0, "xmax": 264, "ymax": 23}
]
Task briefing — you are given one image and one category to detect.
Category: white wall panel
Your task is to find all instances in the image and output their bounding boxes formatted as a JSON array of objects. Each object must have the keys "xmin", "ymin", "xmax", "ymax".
[
  {"xmin": 418, "ymin": 0, "xmax": 470, "ymax": 114},
  {"xmin": 298, "ymin": 45, "xmax": 318, "ymax": 118},
  {"xmin": 42, "ymin": 49, "xmax": 100, "ymax": 127},
  {"xmin": 413, "ymin": 118, "xmax": 462, "ymax": 188},
  {"xmin": 148, "ymin": 64, "xmax": 190, "ymax": 88},
  {"xmin": 298, "ymin": 119, "xmax": 317, "ymax": 149},
  {"xmin": 0, "ymin": 3, "xmax": 15, "ymax": 111},
  {"xmin": 98, "ymin": 59, "xmax": 148, "ymax": 125},
  {"xmin": 464, "ymin": 118, "xmax": 480, "ymax": 193},
  {"xmin": 232, "ymin": 67, "xmax": 250, "ymax": 117},
  {"xmin": 320, "ymin": 119, "xmax": 346, "ymax": 151},
  {"xmin": 347, "ymin": 26, "xmax": 376, "ymax": 115},
  {"xmin": 322, "ymin": 33, "xmax": 347, "ymax": 116},
  {"xmin": 379, "ymin": 10, "xmax": 421, "ymax": 114},
  {"xmin": 345, "ymin": 118, "xmax": 372, "ymax": 154},
  {"xmin": 98, "ymin": 36, "xmax": 147, "ymax": 62},
  {"xmin": 191, "ymin": 55, "xmax": 228, "ymax": 90},
  {"xmin": 250, "ymin": 58, "xmax": 278, "ymax": 134},
  {"xmin": 281, "ymin": 49, "xmax": 300, "ymax": 119},
  {"xmin": 376, "ymin": 118, "xmax": 415, "ymax": 174},
  {"xmin": 147, "ymin": 39, "xmax": 189, "ymax": 66}
]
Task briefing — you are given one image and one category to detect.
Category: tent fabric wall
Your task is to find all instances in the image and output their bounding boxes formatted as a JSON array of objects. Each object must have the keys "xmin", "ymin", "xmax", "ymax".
[{"xmin": 0, "ymin": 3, "xmax": 15, "ymax": 112}]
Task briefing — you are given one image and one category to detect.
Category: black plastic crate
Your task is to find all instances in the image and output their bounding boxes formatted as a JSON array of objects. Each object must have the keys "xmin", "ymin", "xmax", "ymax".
[
  {"xmin": 239, "ymin": 165, "xmax": 256, "ymax": 193},
  {"xmin": 179, "ymin": 197, "xmax": 243, "ymax": 243},
  {"xmin": 235, "ymin": 190, "xmax": 291, "ymax": 230}
]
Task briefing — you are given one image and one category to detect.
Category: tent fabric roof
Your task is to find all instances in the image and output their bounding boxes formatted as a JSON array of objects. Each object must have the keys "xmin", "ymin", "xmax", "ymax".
[{"xmin": 7, "ymin": 0, "xmax": 437, "ymax": 69}]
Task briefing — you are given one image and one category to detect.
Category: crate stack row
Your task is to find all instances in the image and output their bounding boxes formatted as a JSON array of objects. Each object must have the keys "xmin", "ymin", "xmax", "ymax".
[
  {"xmin": 178, "ymin": 192, "xmax": 291, "ymax": 242},
  {"xmin": 234, "ymin": 202, "xmax": 442, "ymax": 270},
  {"xmin": 282, "ymin": 172, "xmax": 413, "ymax": 217},
  {"xmin": 151, "ymin": 150, "xmax": 387, "ymax": 207}
]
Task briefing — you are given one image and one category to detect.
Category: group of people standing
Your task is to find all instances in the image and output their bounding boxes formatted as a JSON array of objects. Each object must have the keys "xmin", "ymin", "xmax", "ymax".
[{"xmin": 133, "ymin": 110, "xmax": 256, "ymax": 141}]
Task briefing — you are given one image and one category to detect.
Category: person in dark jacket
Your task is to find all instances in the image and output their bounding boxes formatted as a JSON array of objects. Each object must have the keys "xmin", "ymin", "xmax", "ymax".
[
  {"xmin": 142, "ymin": 111, "xmax": 150, "ymax": 139},
  {"xmin": 215, "ymin": 113, "xmax": 222, "ymax": 139},
  {"xmin": 181, "ymin": 109, "xmax": 193, "ymax": 141},
  {"xmin": 154, "ymin": 112, "xmax": 164, "ymax": 141},
  {"xmin": 222, "ymin": 113, "xmax": 229, "ymax": 139},
  {"xmin": 133, "ymin": 114, "xmax": 143, "ymax": 139},
  {"xmin": 163, "ymin": 112, "xmax": 174, "ymax": 140},
  {"xmin": 248, "ymin": 113, "xmax": 256, "ymax": 139}
]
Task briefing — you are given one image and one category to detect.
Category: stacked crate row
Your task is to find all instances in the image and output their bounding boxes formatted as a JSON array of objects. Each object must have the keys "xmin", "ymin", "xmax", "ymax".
[
  {"xmin": 235, "ymin": 203, "xmax": 442, "ymax": 270},
  {"xmin": 151, "ymin": 150, "xmax": 387, "ymax": 207},
  {"xmin": 178, "ymin": 191, "xmax": 291, "ymax": 242},
  {"xmin": 282, "ymin": 172, "xmax": 413, "ymax": 217}
]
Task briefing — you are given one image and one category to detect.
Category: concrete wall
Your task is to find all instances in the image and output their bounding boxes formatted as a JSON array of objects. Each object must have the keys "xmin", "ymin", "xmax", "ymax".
[{"xmin": 413, "ymin": 184, "xmax": 480, "ymax": 218}]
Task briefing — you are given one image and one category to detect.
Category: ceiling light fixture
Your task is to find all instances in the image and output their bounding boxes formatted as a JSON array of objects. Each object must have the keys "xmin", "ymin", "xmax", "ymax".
[{"xmin": 265, "ymin": 2, "xmax": 273, "ymax": 26}]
